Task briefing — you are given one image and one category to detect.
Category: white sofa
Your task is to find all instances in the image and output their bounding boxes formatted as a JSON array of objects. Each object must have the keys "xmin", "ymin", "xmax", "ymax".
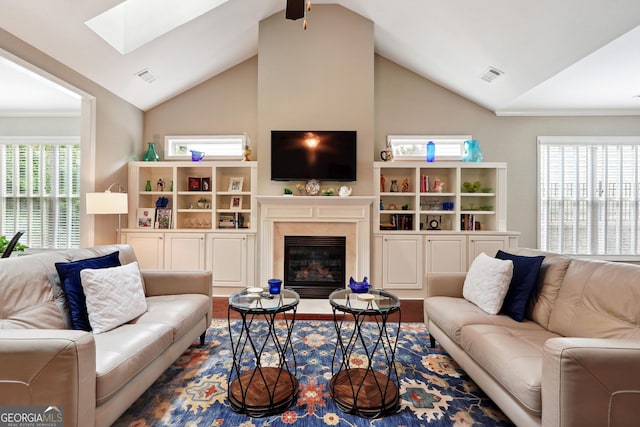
[
  {"xmin": 424, "ymin": 248, "xmax": 640, "ymax": 427},
  {"xmin": 0, "ymin": 244, "xmax": 212, "ymax": 427}
]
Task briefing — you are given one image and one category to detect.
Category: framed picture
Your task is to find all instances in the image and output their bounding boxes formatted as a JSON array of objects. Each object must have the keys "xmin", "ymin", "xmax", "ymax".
[
  {"xmin": 137, "ymin": 208, "xmax": 155, "ymax": 228},
  {"xmin": 156, "ymin": 208, "xmax": 172, "ymax": 229},
  {"xmin": 188, "ymin": 177, "xmax": 201, "ymax": 191},
  {"xmin": 230, "ymin": 196, "xmax": 243, "ymax": 210},
  {"xmin": 228, "ymin": 177, "xmax": 244, "ymax": 192},
  {"xmin": 202, "ymin": 177, "xmax": 211, "ymax": 192}
]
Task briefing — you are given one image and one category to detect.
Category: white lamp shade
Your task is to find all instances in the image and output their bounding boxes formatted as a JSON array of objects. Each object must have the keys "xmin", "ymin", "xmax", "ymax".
[{"xmin": 86, "ymin": 192, "xmax": 128, "ymax": 214}]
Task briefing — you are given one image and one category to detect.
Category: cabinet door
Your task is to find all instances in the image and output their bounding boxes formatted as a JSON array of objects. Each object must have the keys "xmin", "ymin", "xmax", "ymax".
[
  {"xmin": 468, "ymin": 235, "xmax": 509, "ymax": 266},
  {"xmin": 164, "ymin": 233, "xmax": 205, "ymax": 270},
  {"xmin": 381, "ymin": 235, "xmax": 422, "ymax": 289},
  {"xmin": 425, "ymin": 235, "xmax": 467, "ymax": 273},
  {"xmin": 207, "ymin": 234, "xmax": 247, "ymax": 287},
  {"xmin": 121, "ymin": 232, "xmax": 164, "ymax": 269}
]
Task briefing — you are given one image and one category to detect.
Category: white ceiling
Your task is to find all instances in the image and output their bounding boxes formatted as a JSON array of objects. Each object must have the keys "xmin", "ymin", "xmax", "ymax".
[{"xmin": 1, "ymin": 0, "xmax": 640, "ymax": 115}]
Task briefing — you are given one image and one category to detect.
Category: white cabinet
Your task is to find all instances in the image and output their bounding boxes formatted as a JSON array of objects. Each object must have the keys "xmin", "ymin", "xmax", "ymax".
[
  {"xmin": 468, "ymin": 234, "xmax": 518, "ymax": 267},
  {"xmin": 425, "ymin": 235, "xmax": 467, "ymax": 273},
  {"xmin": 206, "ymin": 234, "xmax": 254, "ymax": 288},
  {"xmin": 381, "ymin": 235, "xmax": 422, "ymax": 290},
  {"xmin": 164, "ymin": 233, "xmax": 205, "ymax": 270},
  {"xmin": 373, "ymin": 161, "xmax": 518, "ymax": 290},
  {"xmin": 121, "ymin": 232, "xmax": 164, "ymax": 269}
]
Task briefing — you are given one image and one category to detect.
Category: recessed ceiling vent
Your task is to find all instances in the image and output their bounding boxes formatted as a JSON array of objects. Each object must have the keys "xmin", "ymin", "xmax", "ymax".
[
  {"xmin": 481, "ymin": 67, "xmax": 504, "ymax": 83},
  {"xmin": 136, "ymin": 68, "xmax": 156, "ymax": 84}
]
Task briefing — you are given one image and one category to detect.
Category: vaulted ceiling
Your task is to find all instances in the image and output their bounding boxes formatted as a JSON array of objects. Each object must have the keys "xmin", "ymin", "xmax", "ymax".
[{"xmin": 1, "ymin": 0, "xmax": 640, "ymax": 115}]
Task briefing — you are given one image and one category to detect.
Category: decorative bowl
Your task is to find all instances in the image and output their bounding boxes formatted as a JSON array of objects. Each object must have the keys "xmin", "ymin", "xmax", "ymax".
[
  {"xmin": 190, "ymin": 150, "xmax": 205, "ymax": 162},
  {"xmin": 349, "ymin": 276, "xmax": 370, "ymax": 293}
]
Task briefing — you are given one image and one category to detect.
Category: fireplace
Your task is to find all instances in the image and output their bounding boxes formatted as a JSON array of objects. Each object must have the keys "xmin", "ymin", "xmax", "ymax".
[{"xmin": 284, "ymin": 236, "xmax": 346, "ymax": 299}]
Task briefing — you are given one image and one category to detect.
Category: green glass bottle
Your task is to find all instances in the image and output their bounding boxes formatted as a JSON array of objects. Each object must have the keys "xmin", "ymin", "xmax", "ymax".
[
  {"xmin": 145, "ymin": 180, "xmax": 152, "ymax": 191},
  {"xmin": 144, "ymin": 142, "xmax": 159, "ymax": 161}
]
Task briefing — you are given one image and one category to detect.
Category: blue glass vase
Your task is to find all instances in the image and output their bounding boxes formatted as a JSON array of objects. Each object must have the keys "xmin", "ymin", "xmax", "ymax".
[
  {"xmin": 426, "ymin": 141, "xmax": 435, "ymax": 162},
  {"xmin": 462, "ymin": 140, "xmax": 483, "ymax": 162}
]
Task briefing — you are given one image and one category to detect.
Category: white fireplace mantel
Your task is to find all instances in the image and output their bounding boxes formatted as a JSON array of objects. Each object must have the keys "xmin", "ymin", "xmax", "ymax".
[{"xmin": 256, "ymin": 196, "xmax": 376, "ymax": 288}]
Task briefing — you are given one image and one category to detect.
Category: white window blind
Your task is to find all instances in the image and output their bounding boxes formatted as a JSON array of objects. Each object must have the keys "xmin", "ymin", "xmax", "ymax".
[
  {"xmin": 538, "ymin": 136, "xmax": 640, "ymax": 259},
  {"xmin": 0, "ymin": 137, "xmax": 81, "ymax": 249}
]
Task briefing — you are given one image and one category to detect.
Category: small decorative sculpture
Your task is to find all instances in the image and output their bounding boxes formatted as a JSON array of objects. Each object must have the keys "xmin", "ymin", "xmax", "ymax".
[
  {"xmin": 401, "ymin": 178, "xmax": 409, "ymax": 192},
  {"xmin": 157, "ymin": 178, "xmax": 165, "ymax": 192},
  {"xmin": 433, "ymin": 178, "xmax": 444, "ymax": 193},
  {"xmin": 390, "ymin": 179, "xmax": 398, "ymax": 192},
  {"xmin": 380, "ymin": 174, "xmax": 385, "ymax": 192},
  {"xmin": 338, "ymin": 186, "xmax": 352, "ymax": 197}
]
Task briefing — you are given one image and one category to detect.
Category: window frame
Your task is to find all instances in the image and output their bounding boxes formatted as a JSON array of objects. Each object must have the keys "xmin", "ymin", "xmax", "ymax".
[
  {"xmin": 537, "ymin": 135, "xmax": 640, "ymax": 261},
  {"xmin": 164, "ymin": 134, "xmax": 247, "ymax": 160},
  {"xmin": 386, "ymin": 135, "xmax": 470, "ymax": 161},
  {"xmin": 0, "ymin": 136, "xmax": 81, "ymax": 249}
]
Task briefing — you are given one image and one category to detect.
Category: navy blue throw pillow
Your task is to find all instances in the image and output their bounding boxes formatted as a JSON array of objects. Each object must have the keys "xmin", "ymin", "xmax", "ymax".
[
  {"xmin": 495, "ymin": 250, "xmax": 545, "ymax": 322},
  {"xmin": 55, "ymin": 251, "xmax": 121, "ymax": 331}
]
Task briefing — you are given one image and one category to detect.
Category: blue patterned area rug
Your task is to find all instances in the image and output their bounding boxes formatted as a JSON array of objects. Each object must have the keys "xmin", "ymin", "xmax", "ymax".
[{"xmin": 114, "ymin": 319, "xmax": 514, "ymax": 426}]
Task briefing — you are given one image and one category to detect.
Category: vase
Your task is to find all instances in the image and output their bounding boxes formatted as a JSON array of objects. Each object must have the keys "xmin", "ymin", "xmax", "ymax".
[
  {"xmin": 144, "ymin": 142, "xmax": 159, "ymax": 161},
  {"xmin": 462, "ymin": 140, "xmax": 483, "ymax": 162},
  {"xmin": 145, "ymin": 180, "xmax": 152, "ymax": 191},
  {"xmin": 426, "ymin": 141, "xmax": 435, "ymax": 162}
]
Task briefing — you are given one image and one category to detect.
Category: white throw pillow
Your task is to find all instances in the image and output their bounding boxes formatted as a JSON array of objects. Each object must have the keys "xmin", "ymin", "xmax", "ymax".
[
  {"xmin": 463, "ymin": 252, "xmax": 513, "ymax": 315},
  {"xmin": 80, "ymin": 261, "xmax": 147, "ymax": 334}
]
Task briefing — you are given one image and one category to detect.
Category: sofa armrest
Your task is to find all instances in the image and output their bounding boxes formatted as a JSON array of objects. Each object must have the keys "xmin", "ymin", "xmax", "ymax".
[
  {"xmin": 142, "ymin": 270, "xmax": 212, "ymax": 298},
  {"xmin": 0, "ymin": 329, "xmax": 96, "ymax": 427},
  {"xmin": 542, "ymin": 337, "xmax": 640, "ymax": 427},
  {"xmin": 425, "ymin": 273, "xmax": 466, "ymax": 298}
]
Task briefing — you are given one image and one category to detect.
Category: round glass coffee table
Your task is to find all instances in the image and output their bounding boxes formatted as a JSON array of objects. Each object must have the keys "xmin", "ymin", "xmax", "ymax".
[
  {"xmin": 328, "ymin": 288, "xmax": 401, "ymax": 418},
  {"xmin": 227, "ymin": 288, "xmax": 300, "ymax": 417}
]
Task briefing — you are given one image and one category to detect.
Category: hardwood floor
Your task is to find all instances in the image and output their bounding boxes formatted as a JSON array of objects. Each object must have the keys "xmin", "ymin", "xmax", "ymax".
[{"xmin": 212, "ymin": 297, "xmax": 423, "ymax": 323}]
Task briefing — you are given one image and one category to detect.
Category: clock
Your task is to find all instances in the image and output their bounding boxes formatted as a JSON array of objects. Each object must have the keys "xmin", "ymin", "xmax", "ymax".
[
  {"xmin": 305, "ymin": 179, "xmax": 320, "ymax": 196},
  {"xmin": 428, "ymin": 216, "xmax": 442, "ymax": 230}
]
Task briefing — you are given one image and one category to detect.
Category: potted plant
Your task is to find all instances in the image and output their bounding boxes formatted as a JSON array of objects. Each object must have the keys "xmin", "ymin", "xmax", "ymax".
[{"xmin": 0, "ymin": 235, "xmax": 28, "ymax": 256}]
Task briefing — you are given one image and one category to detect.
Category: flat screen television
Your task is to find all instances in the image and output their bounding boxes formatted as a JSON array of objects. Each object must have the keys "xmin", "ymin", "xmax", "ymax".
[{"xmin": 271, "ymin": 130, "xmax": 357, "ymax": 181}]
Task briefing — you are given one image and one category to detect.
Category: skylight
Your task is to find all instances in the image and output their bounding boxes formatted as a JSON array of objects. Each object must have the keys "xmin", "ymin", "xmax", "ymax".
[{"xmin": 85, "ymin": 0, "xmax": 230, "ymax": 55}]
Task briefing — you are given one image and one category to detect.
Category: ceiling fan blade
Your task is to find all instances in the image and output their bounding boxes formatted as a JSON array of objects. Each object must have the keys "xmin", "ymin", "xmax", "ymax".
[{"xmin": 285, "ymin": 0, "xmax": 305, "ymax": 20}]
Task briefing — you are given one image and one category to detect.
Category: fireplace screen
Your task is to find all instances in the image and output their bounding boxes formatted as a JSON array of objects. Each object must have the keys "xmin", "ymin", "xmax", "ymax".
[{"xmin": 284, "ymin": 235, "xmax": 346, "ymax": 299}]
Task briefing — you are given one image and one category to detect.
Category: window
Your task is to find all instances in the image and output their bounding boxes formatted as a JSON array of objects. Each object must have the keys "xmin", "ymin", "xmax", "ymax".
[
  {"xmin": 538, "ymin": 136, "xmax": 640, "ymax": 260},
  {"xmin": 164, "ymin": 135, "xmax": 247, "ymax": 160},
  {"xmin": 387, "ymin": 135, "xmax": 470, "ymax": 161},
  {"xmin": 0, "ymin": 137, "xmax": 81, "ymax": 249}
]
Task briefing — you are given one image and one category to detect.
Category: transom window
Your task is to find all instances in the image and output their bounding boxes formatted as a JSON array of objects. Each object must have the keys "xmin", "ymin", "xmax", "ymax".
[
  {"xmin": 538, "ymin": 136, "xmax": 640, "ymax": 260},
  {"xmin": 164, "ymin": 134, "xmax": 247, "ymax": 160},
  {"xmin": 0, "ymin": 137, "xmax": 81, "ymax": 249},
  {"xmin": 386, "ymin": 135, "xmax": 470, "ymax": 161}
]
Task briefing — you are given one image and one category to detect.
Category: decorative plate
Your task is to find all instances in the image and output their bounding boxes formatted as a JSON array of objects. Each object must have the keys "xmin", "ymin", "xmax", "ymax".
[{"xmin": 305, "ymin": 179, "xmax": 320, "ymax": 196}]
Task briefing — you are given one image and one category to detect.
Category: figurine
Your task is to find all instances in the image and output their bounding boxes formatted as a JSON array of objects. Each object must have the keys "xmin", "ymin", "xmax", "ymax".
[
  {"xmin": 401, "ymin": 178, "xmax": 409, "ymax": 192},
  {"xmin": 338, "ymin": 186, "xmax": 352, "ymax": 197},
  {"xmin": 433, "ymin": 178, "xmax": 444, "ymax": 193},
  {"xmin": 157, "ymin": 178, "xmax": 165, "ymax": 192},
  {"xmin": 380, "ymin": 174, "xmax": 386, "ymax": 192},
  {"xmin": 390, "ymin": 179, "xmax": 398, "ymax": 192}
]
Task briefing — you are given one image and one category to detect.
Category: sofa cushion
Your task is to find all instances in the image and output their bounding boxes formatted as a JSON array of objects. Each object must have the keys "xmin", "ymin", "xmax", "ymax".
[
  {"xmin": 460, "ymin": 323, "xmax": 561, "ymax": 415},
  {"xmin": 463, "ymin": 252, "xmax": 513, "ymax": 315},
  {"xmin": 508, "ymin": 248, "xmax": 571, "ymax": 329},
  {"xmin": 548, "ymin": 259, "xmax": 640, "ymax": 340},
  {"xmin": 496, "ymin": 250, "xmax": 545, "ymax": 322},
  {"xmin": 425, "ymin": 296, "xmax": 541, "ymax": 345},
  {"xmin": 94, "ymin": 322, "xmax": 173, "ymax": 405},
  {"xmin": 132, "ymin": 294, "xmax": 211, "ymax": 342},
  {"xmin": 55, "ymin": 251, "xmax": 121, "ymax": 331},
  {"xmin": 80, "ymin": 262, "xmax": 147, "ymax": 334}
]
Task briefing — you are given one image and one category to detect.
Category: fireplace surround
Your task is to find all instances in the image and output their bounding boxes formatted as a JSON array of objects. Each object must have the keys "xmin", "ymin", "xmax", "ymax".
[{"xmin": 257, "ymin": 196, "xmax": 375, "ymax": 297}]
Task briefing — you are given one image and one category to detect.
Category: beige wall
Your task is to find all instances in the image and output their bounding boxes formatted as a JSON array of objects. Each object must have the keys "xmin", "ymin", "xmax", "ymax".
[
  {"xmin": 257, "ymin": 5, "xmax": 374, "ymax": 195},
  {"xmin": 375, "ymin": 56, "xmax": 640, "ymax": 247},
  {"xmin": 142, "ymin": 6, "xmax": 640, "ymax": 249},
  {"xmin": 0, "ymin": 27, "xmax": 144, "ymax": 246}
]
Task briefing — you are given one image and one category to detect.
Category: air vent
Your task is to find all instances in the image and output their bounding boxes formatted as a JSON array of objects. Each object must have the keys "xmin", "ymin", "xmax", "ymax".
[
  {"xmin": 481, "ymin": 67, "xmax": 504, "ymax": 83},
  {"xmin": 135, "ymin": 68, "xmax": 156, "ymax": 84}
]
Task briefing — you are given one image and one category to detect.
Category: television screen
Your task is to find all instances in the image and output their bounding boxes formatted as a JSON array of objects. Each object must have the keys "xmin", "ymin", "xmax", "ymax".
[{"xmin": 271, "ymin": 130, "xmax": 357, "ymax": 181}]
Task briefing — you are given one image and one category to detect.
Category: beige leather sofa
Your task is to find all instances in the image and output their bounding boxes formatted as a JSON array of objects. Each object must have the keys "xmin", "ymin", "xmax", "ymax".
[
  {"xmin": 0, "ymin": 244, "xmax": 212, "ymax": 427},
  {"xmin": 424, "ymin": 248, "xmax": 640, "ymax": 427}
]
